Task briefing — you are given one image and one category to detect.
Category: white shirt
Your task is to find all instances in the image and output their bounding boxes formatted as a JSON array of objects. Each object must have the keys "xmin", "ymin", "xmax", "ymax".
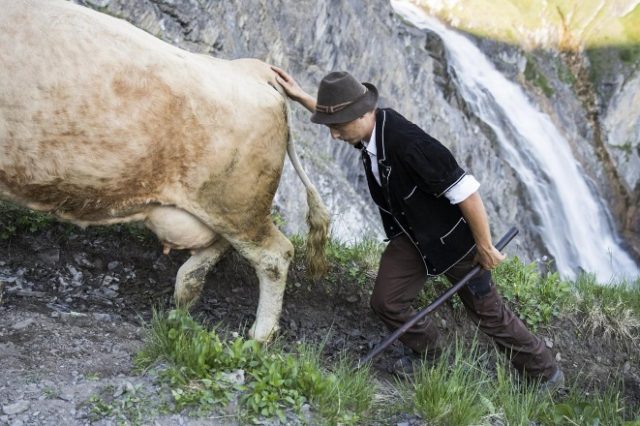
[
  {"xmin": 362, "ymin": 123, "xmax": 381, "ymax": 186},
  {"xmin": 361, "ymin": 124, "xmax": 479, "ymax": 204}
]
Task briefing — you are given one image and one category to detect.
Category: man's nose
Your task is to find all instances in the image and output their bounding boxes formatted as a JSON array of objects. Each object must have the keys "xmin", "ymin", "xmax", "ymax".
[{"xmin": 330, "ymin": 128, "xmax": 340, "ymax": 139}]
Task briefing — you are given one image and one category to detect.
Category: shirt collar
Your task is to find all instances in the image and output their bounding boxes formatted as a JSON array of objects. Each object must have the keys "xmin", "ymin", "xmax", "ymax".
[{"xmin": 362, "ymin": 122, "xmax": 377, "ymax": 157}]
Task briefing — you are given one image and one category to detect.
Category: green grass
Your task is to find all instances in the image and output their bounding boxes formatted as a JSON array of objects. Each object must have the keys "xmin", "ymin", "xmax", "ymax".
[
  {"xmin": 404, "ymin": 336, "xmax": 638, "ymax": 425},
  {"xmin": 133, "ymin": 309, "xmax": 376, "ymax": 424},
  {"xmin": 573, "ymin": 274, "xmax": 640, "ymax": 342},
  {"xmin": 122, "ymin": 295, "xmax": 639, "ymax": 425},
  {"xmin": 542, "ymin": 377, "xmax": 637, "ymax": 425},
  {"xmin": 412, "ymin": 0, "xmax": 640, "ymax": 49},
  {"xmin": 490, "ymin": 360, "xmax": 552, "ymax": 424},
  {"xmin": 292, "ymin": 234, "xmax": 383, "ymax": 287},
  {"xmin": 406, "ymin": 339, "xmax": 489, "ymax": 425},
  {"xmin": 493, "ymin": 256, "xmax": 572, "ymax": 331}
]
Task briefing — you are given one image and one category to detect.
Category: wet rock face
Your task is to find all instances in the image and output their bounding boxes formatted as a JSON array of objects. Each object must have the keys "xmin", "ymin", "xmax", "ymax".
[{"xmin": 603, "ymin": 72, "xmax": 640, "ymax": 250}]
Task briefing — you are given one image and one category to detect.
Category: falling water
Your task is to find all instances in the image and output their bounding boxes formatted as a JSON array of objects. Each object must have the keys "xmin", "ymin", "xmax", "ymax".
[{"xmin": 391, "ymin": 0, "xmax": 639, "ymax": 283}]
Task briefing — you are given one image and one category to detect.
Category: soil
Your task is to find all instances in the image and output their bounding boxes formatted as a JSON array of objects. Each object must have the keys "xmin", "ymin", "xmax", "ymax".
[{"xmin": 0, "ymin": 221, "xmax": 638, "ymax": 425}]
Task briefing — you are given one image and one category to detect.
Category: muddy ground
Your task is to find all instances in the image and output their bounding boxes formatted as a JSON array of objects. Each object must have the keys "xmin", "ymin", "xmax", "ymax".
[{"xmin": 0, "ymin": 221, "xmax": 639, "ymax": 425}]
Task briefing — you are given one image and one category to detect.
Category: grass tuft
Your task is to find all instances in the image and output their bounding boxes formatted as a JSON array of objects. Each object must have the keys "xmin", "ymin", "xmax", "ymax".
[
  {"xmin": 574, "ymin": 274, "xmax": 640, "ymax": 343},
  {"xmin": 407, "ymin": 338, "xmax": 489, "ymax": 426}
]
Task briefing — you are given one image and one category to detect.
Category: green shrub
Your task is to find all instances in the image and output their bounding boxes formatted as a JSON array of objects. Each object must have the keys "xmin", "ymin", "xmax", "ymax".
[{"xmin": 494, "ymin": 256, "xmax": 572, "ymax": 330}]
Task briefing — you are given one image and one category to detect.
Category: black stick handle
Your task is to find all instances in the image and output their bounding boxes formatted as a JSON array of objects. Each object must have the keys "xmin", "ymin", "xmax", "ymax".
[{"xmin": 359, "ymin": 227, "xmax": 519, "ymax": 367}]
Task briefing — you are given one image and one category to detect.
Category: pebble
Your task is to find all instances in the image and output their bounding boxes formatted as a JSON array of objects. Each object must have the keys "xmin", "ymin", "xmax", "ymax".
[
  {"xmin": 544, "ymin": 337, "xmax": 554, "ymax": 348},
  {"xmin": 555, "ymin": 352, "xmax": 562, "ymax": 361},
  {"xmin": 623, "ymin": 362, "xmax": 631, "ymax": 373},
  {"xmin": 93, "ymin": 313, "xmax": 112, "ymax": 322},
  {"xmin": 397, "ymin": 422, "xmax": 410, "ymax": 426},
  {"xmin": 301, "ymin": 403, "xmax": 312, "ymax": 422},
  {"xmin": 220, "ymin": 369, "xmax": 245, "ymax": 386},
  {"xmin": 11, "ymin": 319, "xmax": 35, "ymax": 330},
  {"xmin": 346, "ymin": 294, "xmax": 359, "ymax": 303},
  {"xmin": 11, "ymin": 419, "xmax": 24, "ymax": 426},
  {"xmin": 2, "ymin": 400, "xmax": 30, "ymax": 415},
  {"xmin": 59, "ymin": 393, "xmax": 73, "ymax": 402},
  {"xmin": 37, "ymin": 248, "xmax": 60, "ymax": 265}
]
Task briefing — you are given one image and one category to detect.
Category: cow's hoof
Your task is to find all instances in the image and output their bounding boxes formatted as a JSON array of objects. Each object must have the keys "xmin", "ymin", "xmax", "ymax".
[
  {"xmin": 173, "ymin": 288, "xmax": 200, "ymax": 309},
  {"xmin": 248, "ymin": 322, "xmax": 278, "ymax": 342}
]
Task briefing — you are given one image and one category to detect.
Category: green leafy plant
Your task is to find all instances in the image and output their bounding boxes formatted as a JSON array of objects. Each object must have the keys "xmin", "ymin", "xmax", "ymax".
[
  {"xmin": 135, "ymin": 309, "xmax": 376, "ymax": 424},
  {"xmin": 0, "ymin": 201, "xmax": 57, "ymax": 239},
  {"xmin": 494, "ymin": 256, "xmax": 571, "ymax": 330},
  {"xmin": 542, "ymin": 379, "xmax": 631, "ymax": 426}
]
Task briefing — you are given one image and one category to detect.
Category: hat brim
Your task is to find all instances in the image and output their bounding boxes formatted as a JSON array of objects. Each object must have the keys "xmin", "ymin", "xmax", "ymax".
[{"xmin": 310, "ymin": 82, "xmax": 379, "ymax": 125}]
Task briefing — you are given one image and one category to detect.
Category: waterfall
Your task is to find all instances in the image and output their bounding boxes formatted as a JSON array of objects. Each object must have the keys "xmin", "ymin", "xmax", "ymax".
[{"xmin": 391, "ymin": 0, "xmax": 639, "ymax": 283}]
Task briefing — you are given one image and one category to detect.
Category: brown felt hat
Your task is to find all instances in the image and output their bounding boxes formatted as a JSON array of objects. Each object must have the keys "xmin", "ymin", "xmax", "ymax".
[{"xmin": 311, "ymin": 71, "xmax": 378, "ymax": 125}]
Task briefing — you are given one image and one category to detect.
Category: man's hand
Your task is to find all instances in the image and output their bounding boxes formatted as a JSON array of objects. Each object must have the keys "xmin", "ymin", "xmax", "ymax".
[
  {"xmin": 457, "ymin": 191, "xmax": 506, "ymax": 270},
  {"xmin": 271, "ymin": 66, "xmax": 316, "ymax": 113},
  {"xmin": 474, "ymin": 244, "xmax": 506, "ymax": 270}
]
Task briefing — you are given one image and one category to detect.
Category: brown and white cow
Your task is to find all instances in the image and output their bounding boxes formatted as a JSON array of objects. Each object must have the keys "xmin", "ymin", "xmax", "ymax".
[{"xmin": 0, "ymin": 0, "xmax": 329, "ymax": 341}]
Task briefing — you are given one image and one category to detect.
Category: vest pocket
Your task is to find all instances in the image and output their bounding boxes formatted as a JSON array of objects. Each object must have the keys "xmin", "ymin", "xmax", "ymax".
[
  {"xmin": 440, "ymin": 217, "xmax": 467, "ymax": 245},
  {"xmin": 403, "ymin": 185, "xmax": 418, "ymax": 201}
]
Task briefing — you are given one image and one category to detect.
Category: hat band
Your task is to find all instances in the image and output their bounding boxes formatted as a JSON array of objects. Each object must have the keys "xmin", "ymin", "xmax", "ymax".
[{"xmin": 316, "ymin": 87, "xmax": 368, "ymax": 115}]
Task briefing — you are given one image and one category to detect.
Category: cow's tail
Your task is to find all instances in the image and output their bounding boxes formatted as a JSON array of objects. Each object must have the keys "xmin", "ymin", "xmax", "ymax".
[{"xmin": 283, "ymin": 103, "xmax": 330, "ymax": 279}]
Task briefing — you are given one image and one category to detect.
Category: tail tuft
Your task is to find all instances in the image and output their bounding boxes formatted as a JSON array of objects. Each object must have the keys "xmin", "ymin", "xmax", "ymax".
[{"xmin": 304, "ymin": 186, "xmax": 330, "ymax": 279}]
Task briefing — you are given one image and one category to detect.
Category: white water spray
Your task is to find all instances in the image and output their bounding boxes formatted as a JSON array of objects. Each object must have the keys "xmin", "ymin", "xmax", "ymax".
[{"xmin": 391, "ymin": 0, "xmax": 639, "ymax": 282}]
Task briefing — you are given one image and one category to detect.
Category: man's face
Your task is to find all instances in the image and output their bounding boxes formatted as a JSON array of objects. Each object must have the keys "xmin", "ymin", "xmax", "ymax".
[{"xmin": 326, "ymin": 111, "xmax": 375, "ymax": 145}]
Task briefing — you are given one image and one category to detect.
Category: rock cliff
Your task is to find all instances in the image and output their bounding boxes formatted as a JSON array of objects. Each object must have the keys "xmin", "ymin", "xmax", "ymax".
[{"xmin": 74, "ymin": 0, "xmax": 638, "ymax": 272}]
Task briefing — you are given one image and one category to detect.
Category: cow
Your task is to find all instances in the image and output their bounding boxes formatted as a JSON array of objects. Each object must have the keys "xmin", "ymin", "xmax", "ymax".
[{"xmin": 0, "ymin": 0, "xmax": 329, "ymax": 342}]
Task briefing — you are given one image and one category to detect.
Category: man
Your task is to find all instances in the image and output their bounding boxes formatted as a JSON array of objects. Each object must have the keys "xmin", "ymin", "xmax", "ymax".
[{"xmin": 273, "ymin": 67, "xmax": 564, "ymax": 387}]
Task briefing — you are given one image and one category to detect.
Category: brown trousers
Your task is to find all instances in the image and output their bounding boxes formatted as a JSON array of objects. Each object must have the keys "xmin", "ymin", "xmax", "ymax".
[{"xmin": 370, "ymin": 235, "xmax": 557, "ymax": 380}]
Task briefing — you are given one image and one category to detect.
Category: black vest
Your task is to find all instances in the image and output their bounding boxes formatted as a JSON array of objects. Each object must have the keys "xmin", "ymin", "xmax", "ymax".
[{"xmin": 360, "ymin": 108, "xmax": 476, "ymax": 276}]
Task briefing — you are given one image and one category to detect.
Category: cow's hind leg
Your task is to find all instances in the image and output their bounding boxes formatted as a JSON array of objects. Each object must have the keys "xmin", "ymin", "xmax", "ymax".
[
  {"xmin": 227, "ymin": 222, "xmax": 293, "ymax": 342},
  {"xmin": 175, "ymin": 238, "xmax": 231, "ymax": 306}
]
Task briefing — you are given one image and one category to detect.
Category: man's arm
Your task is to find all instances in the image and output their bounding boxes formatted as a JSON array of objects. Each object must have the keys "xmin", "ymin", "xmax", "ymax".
[
  {"xmin": 457, "ymin": 191, "xmax": 506, "ymax": 270},
  {"xmin": 271, "ymin": 66, "xmax": 316, "ymax": 113}
]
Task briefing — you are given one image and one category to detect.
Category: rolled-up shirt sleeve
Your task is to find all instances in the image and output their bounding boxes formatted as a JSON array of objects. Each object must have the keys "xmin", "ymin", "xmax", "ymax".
[{"xmin": 444, "ymin": 174, "xmax": 480, "ymax": 204}]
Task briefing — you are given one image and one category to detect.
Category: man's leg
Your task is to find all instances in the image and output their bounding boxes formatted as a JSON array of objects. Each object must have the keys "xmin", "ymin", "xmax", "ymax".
[
  {"xmin": 370, "ymin": 235, "xmax": 440, "ymax": 353},
  {"xmin": 446, "ymin": 252, "xmax": 558, "ymax": 380}
]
